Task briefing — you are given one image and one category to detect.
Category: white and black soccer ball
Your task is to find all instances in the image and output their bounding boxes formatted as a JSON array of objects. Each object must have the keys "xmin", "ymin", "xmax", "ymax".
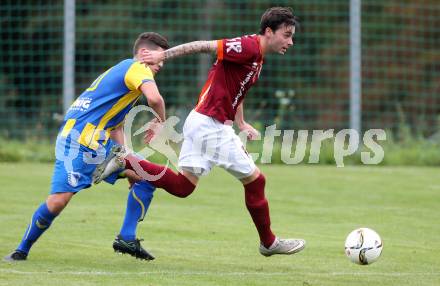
[{"xmin": 344, "ymin": 227, "xmax": 383, "ymax": 265}]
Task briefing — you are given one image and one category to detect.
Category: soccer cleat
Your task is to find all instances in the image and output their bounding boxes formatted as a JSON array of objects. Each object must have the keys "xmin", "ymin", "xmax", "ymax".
[
  {"xmin": 93, "ymin": 145, "xmax": 126, "ymax": 184},
  {"xmin": 3, "ymin": 250, "xmax": 28, "ymax": 262},
  {"xmin": 259, "ymin": 237, "xmax": 306, "ymax": 257},
  {"xmin": 112, "ymin": 235, "xmax": 155, "ymax": 261}
]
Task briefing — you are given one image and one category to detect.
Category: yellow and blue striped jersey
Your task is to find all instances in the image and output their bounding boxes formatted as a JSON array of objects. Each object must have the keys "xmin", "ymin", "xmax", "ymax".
[{"xmin": 60, "ymin": 59, "xmax": 154, "ymax": 150}]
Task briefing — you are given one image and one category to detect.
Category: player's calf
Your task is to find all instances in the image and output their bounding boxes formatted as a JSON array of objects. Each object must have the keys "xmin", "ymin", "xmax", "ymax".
[{"xmin": 244, "ymin": 173, "xmax": 277, "ymax": 247}]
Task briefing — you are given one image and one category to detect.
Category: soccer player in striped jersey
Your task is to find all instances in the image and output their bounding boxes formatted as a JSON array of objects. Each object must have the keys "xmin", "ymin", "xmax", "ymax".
[
  {"xmin": 96, "ymin": 7, "xmax": 306, "ymax": 257},
  {"xmin": 4, "ymin": 32, "xmax": 169, "ymax": 262}
]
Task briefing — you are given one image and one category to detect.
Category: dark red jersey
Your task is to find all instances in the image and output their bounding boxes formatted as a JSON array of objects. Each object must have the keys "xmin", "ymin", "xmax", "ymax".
[{"xmin": 195, "ymin": 34, "xmax": 264, "ymax": 123}]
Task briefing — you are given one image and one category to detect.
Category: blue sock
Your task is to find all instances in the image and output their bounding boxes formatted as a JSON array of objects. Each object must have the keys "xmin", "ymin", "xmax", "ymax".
[
  {"xmin": 119, "ymin": 181, "xmax": 155, "ymax": 241},
  {"xmin": 17, "ymin": 203, "xmax": 57, "ymax": 254}
]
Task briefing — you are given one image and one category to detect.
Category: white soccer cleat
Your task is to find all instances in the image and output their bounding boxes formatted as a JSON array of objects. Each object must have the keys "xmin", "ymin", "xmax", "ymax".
[
  {"xmin": 92, "ymin": 145, "xmax": 127, "ymax": 184},
  {"xmin": 259, "ymin": 237, "xmax": 306, "ymax": 257}
]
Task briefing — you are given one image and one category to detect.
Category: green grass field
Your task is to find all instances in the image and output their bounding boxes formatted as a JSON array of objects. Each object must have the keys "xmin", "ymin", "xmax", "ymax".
[{"xmin": 0, "ymin": 163, "xmax": 439, "ymax": 286}]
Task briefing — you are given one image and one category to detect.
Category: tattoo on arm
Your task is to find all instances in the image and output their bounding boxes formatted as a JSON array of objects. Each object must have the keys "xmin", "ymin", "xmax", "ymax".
[{"xmin": 164, "ymin": 41, "xmax": 217, "ymax": 60}]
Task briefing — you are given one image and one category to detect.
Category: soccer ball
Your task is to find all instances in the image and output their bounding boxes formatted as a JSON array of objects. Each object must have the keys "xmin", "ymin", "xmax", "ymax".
[{"xmin": 344, "ymin": 227, "xmax": 383, "ymax": 265}]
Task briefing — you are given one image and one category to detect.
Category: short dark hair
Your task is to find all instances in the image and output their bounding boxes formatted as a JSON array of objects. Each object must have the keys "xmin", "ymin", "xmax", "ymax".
[
  {"xmin": 259, "ymin": 7, "xmax": 299, "ymax": 35},
  {"xmin": 133, "ymin": 32, "xmax": 169, "ymax": 56}
]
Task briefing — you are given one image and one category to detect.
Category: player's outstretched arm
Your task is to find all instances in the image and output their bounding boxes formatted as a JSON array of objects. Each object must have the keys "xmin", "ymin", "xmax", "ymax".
[{"xmin": 141, "ymin": 40, "xmax": 217, "ymax": 65}]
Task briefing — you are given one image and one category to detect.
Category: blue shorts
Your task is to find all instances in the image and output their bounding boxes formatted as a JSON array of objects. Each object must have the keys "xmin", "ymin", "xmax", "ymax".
[{"xmin": 50, "ymin": 136, "xmax": 123, "ymax": 194}]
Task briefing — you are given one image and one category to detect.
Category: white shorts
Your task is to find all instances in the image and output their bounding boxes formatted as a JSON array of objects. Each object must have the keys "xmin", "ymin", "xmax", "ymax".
[{"xmin": 178, "ymin": 110, "xmax": 256, "ymax": 179}]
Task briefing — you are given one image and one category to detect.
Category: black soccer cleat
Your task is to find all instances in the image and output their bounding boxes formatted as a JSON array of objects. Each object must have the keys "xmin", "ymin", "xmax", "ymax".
[
  {"xmin": 112, "ymin": 235, "xmax": 155, "ymax": 261},
  {"xmin": 3, "ymin": 250, "xmax": 28, "ymax": 262}
]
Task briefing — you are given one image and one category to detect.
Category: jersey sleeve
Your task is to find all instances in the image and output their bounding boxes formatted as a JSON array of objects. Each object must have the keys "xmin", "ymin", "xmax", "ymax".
[
  {"xmin": 124, "ymin": 62, "xmax": 155, "ymax": 91},
  {"xmin": 217, "ymin": 36, "xmax": 260, "ymax": 64}
]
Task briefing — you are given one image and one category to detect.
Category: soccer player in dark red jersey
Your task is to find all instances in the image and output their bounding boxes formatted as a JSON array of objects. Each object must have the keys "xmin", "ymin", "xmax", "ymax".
[{"xmin": 95, "ymin": 7, "xmax": 305, "ymax": 256}]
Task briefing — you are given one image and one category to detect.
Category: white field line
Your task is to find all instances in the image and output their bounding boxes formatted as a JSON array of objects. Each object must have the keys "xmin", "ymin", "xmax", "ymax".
[
  {"xmin": 0, "ymin": 269, "xmax": 439, "ymax": 277},
  {"xmin": 44, "ymin": 237, "xmax": 439, "ymax": 252}
]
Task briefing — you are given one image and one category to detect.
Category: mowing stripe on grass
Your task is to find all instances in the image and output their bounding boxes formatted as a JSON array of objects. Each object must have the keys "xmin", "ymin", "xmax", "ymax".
[{"xmin": 1, "ymin": 269, "xmax": 439, "ymax": 277}]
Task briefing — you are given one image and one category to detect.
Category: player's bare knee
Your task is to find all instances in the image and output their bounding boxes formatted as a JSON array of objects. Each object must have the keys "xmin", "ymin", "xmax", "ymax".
[
  {"xmin": 241, "ymin": 168, "xmax": 262, "ymax": 185},
  {"xmin": 46, "ymin": 193, "xmax": 73, "ymax": 214},
  {"xmin": 181, "ymin": 169, "xmax": 200, "ymax": 186},
  {"xmin": 124, "ymin": 170, "xmax": 143, "ymax": 185}
]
